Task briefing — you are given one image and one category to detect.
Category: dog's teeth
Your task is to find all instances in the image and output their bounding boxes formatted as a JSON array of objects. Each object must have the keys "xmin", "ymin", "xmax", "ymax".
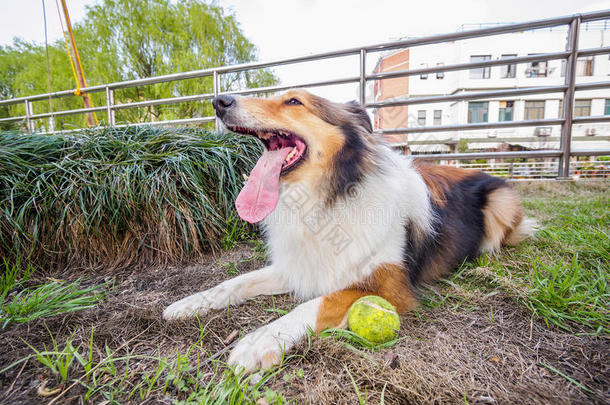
[{"xmin": 285, "ymin": 147, "xmax": 297, "ymax": 162}]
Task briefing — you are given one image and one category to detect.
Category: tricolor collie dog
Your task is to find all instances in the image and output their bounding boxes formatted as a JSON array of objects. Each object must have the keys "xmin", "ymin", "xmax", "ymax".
[{"xmin": 163, "ymin": 90, "xmax": 535, "ymax": 372}]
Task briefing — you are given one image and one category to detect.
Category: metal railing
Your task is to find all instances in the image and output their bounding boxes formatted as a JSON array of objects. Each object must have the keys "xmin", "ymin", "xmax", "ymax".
[
  {"xmin": 1, "ymin": 10, "xmax": 610, "ymax": 179},
  {"xmin": 456, "ymin": 159, "xmax": 610, "ymax": 179}
]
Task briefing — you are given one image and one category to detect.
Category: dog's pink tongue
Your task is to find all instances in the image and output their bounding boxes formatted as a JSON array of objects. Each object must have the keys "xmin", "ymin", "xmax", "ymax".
[{"xmin": 236, "ymin": 147, "xmax": 292, "ymax": 223}]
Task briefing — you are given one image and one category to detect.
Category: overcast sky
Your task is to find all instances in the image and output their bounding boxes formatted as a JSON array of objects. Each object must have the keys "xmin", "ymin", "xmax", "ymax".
[{"xmin": 1, "ymin": 0, "xmax": 609, "ymax": 100}]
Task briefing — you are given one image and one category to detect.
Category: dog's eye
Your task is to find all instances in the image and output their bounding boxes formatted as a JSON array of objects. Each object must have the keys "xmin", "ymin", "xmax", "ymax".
[{"xmin": 284, "ymin": 98, "xmax": 302, "ymax": 106}]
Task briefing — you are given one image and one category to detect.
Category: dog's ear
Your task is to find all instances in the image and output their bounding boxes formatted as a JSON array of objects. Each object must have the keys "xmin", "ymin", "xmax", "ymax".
[{"xmin": 345, "ymin": 101, "xmax": 373, "ymax": 133}]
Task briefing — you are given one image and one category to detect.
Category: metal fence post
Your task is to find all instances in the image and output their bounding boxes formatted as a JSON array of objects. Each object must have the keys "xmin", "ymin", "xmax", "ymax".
[
  {"xmin": 24, "ymin": 100, "xmax": 35, "ymax": 133},
  {"xmin": 48, "ymin": 116, "xmax": 55, "ymax": 133},
  {"xmin": 213, "ymin": 70, "xmax": 220, "ymax": 131},
  {"xmin": 558, "ymin": 16, "xmax": 580, "ymax": 179},
  {"xmin": 105, "ymin": 86, "xmax": 115, "ymax": 126},
  {"xmin": 359, "ymin": 49, "xmax": 366, "ymax": 105}
]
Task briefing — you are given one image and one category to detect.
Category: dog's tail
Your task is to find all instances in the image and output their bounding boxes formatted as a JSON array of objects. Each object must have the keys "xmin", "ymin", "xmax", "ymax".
[
  {"xmin": 504, "ymin": 216, "xmax": 538, "ymax": 246},
  {"xmin": 480, "ymin": 186, "xmax": 538, "ymax": 253}
]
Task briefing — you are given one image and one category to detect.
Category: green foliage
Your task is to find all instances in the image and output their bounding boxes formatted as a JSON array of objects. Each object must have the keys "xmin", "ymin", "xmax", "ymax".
[
  {"xmin": 222, "ymin": 213, "xmax": 256, "ymax": 250},
  {"xmin": 0, "ymin": 279, "xmax": 105, "ymax": 327},
  {"xmin": 0, "ymin": 126, "xmax": 261, "ymax": 269},
  {"xmin": 525, "ymin": 255, "xmax": 608, "ymax": 333},
  {"xmin": 0, "ymin": 0, "xmax": 277, "ymax": 131},
  {"xmin": 0, "ymin": 259, "xmax": 34, "ymax": 302},
  {"xmin": 9, "ymin": 327, "xmax": 290, "ymax": 404},
  {"xmin": 448, "ymin": 188, "xmax": 609, "ymax": 335},
  {"xmin": 25, "ymin": 329, "xmax": 80, "ymax": 382}
]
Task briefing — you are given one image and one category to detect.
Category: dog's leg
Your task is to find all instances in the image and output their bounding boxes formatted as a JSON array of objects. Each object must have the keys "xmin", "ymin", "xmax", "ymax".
[
  {"xmin": 227, "ymin": 263, "xmax": 417, "ymax": 372},
  {"xmin": 163, "ymin": 266, "xmax": 288, "ymax": 320}
]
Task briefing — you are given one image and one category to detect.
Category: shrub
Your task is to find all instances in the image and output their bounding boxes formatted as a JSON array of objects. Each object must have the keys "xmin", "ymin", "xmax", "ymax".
[{"xmin": 0, "ymin": 126, "xmax": 260, "ymax": 270}]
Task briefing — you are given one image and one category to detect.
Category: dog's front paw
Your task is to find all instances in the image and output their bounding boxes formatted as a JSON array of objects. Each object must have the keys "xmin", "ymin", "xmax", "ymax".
[
  {"xmin": 163, "ymin": 286, "xmax": 233, "ymax": 320},
  {"xmin": 227, "ymin": 326, "xmax": 285, "ymax": 373}
]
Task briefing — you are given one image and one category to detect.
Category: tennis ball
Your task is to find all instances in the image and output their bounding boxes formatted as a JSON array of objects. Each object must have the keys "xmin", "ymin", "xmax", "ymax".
[{"xmin": 348, "ymin": 295, "xmax": 401, "ymax": 344}]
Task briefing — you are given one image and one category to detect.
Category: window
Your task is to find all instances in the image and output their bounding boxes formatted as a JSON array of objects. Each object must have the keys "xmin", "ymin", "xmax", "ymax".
[
  {"xmin": 469, "ymin": 55, "xmax": 491, "ymax": 79},
  {"xmin": 468, "ymin": 102, "xmax": 488, "ymax": 123},
  {"xmin": 433, "ymin": 110, "xmax": 442, "ymax": 125},
  {"xmin": 417, "ymin": 110, "xmax": 426, "ymax": 126},
  {"xmin": 561, "ymin": 57, "xmax": 594, "ymax": 77},
  {"xmin": 527, "ymin": 54, "xmax": 548, "ymax": 77},
  {"xmin": 576, "ymin": 57, "xmax": 594, "ymax": 76},
  {"xmin": 499, "ymin": 101, "xmax": 514, "ymax": 121},
  {"xmin": 500, "ymin": 54, "xmax": 517, "ymax": 78},
  {"xmin": 605, "ymin": 99, "xmax": 610, "ymax": 115},
  {"xmin": 524, "ymin": 101, "xmax": 545, "ymax": 120},
  {"xmin": 436, "ymin": 63, "xmax": 445, "ymax": 79},
  {"xmin": 420, "ymin": 64, "xmax": 428, "ymax": 80},
  {"xmin": 559, "ymin": 99, "xmax": 592, "ymax": 117},
  {"xmin": 574, "ymin": 99, "xmax": 591, "ymax": 117}
]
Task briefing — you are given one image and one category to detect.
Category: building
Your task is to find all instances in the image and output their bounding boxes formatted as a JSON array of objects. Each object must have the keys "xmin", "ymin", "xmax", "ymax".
[{"xmin": 372, "ymin": 22, "xmax": 610, "ymax": 154}]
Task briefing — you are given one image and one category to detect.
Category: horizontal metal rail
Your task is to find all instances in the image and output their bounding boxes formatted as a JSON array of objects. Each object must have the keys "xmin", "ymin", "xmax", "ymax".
[
  {"xmin": 410, "ymin": 148, "xmax": 610, "ymax": 160},
  {"xmin": 367, "ymin": 52, "xmax": 571, "ymax": 81},
  {"xmin": 570, "ymin": 149, "xmax": 610, "ymax": 156},
  {"xmin": 32, "ymin": 116, "xmax": 217, "ymax": 136},
  {"xmin": 574, "ymin": 81, "xmax": 610, "ymax": 91},
  {"xmin": 377, "ymin": 118, "xmax": 565, "ymax": 135},
  {"xmin": 413, "ymin": 150, "xmax": 563, "ymax": 160},
  {"xmin": 113, "ymin": 93, "xmax": 215, "ymax": 110},
  {"xmin": 367, "ymin": 85, "xmax": 568, "ymax": 109},
  {"xmin": 577, "ymin": 45, "xmax": 610, "ymax": 57},
  {"xmin": 31, "ymin": 105, "xmax": 107, "ymax": 119},
  {"xmin": 0, "ymin": 115, "xmax": 25, "ymax": 123},
  {"xmin": 572, "ymin": 115, "xmax": 610, "ymax": 124},
  {"xmin": 367, "ymin": 46, "xmax": 610, "ymax": 82},
  {"xmin": 397, "ymin": 135, "xmax": 610, "ymax": 146},
  {"xmin": 220, "ymin": 76, "xmax": 361, "ymax": 96}
]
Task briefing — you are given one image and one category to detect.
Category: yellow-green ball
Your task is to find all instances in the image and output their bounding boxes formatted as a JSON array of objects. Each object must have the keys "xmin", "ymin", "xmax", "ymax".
[{"xmin": 348, "ymin": 295, "xmax": 401, "ymax": 344}]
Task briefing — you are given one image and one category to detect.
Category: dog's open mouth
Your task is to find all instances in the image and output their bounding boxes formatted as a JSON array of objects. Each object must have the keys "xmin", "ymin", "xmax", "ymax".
[
  {"xmin": 229, "ymin": 126, "xmax": 307, "ymax": 173},
  {"xmin": 229, "ymin": 126, "xmax": 308, "ymax": 224}
]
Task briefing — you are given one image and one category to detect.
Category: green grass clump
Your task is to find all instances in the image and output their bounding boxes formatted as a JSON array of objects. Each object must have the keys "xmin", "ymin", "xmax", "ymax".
[
  {"xmin": 0, "ymin": 258, "xmax": 34, "ymax": 302},
  {"xmin": 0, "ymin": 126, "xmax": 261, "ymax": 269},
  {"xmin": 452, "ymin": 185, "xmax": 609, "ymax": 335},
  {"xmin": 0, "ymin": 279, "xmax": 105, "ymax": 327},
  {"xmin": 4, "ymin": 322, "xmax": 290, "ymax": 404},
  {"xmin": 525, "ymin": 256, "xmax": 608, "ymax": 334}
]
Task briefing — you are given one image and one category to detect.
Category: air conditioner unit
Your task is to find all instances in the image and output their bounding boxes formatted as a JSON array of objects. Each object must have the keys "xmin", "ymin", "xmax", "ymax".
[
  {"xmin": 585, "ymin": 128, "xmax": 597, "ymax": 136},
  {"xmin": 535, "ymin": 127, "xmax": 552, "ymax": 137},
  {"xmin": 487, "ymin": 131, "xmax": 497, "ymax": 138}
]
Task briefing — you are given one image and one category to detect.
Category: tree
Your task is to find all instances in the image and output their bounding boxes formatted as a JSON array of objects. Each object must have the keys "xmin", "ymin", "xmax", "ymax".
[{"xmin": 0, "ymin": 0, "xmax": 276, "ymax": 131}]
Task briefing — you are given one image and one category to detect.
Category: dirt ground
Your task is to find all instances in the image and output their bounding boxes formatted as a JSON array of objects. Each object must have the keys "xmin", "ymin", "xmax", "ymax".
[{"xmin": 1, "ymin": 237, "xmax": 608, "ymax": 405}]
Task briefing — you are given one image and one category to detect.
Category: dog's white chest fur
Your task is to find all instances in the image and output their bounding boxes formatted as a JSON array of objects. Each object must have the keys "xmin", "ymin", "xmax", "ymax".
[{"xmin": 262, "ymin": 150, "xmax": 432, "ymax": 300}]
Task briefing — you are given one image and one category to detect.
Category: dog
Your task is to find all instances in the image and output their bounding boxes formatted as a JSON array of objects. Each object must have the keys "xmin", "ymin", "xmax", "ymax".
[{"xmin": 163, "ymin": 89, "xmax": 535, "ymax": 372}]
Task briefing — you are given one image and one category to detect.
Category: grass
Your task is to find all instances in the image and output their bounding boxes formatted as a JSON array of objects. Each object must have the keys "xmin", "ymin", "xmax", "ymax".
[
  {"xmin": 0, "ymin": 126, "xmax": 261, "ymax": 270},
  {"xmin": 446, "ymin": 182, "xmax": 609, "ymax": 335},
  {"xmin": 0, "ymin": 279, "xmax": 106, "ymax": 328},
  {"xmin": 1, "ymin": 259, "xmax": 106, "ymax": 328},
  {"xmin": 0, "ymin": 178, "xmax": 608, "ymax": 403},
  {"xmin": 0, "ymin": 258, "xmax": 33, "ymax": 302},
  {"xmin": 3, "ymin": 319, "xmax": 291, "ymax": 404}
]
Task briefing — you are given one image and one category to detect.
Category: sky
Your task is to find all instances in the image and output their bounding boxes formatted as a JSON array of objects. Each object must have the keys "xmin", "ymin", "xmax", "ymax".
[{"xmin": 1, "ymin": 0, "xmax": 609, "ymax": 101}]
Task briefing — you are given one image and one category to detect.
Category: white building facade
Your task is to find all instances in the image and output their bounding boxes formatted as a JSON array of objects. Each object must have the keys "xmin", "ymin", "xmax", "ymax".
[{"xmin": 374, "ymin": 23, "xmax": 610, "ymax": 154}]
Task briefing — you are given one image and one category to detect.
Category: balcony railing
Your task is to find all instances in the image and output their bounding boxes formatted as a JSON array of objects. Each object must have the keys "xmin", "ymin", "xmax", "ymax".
[{"xmin": 1, "ymin": 10, "xmax": 610, "ymax": 178}]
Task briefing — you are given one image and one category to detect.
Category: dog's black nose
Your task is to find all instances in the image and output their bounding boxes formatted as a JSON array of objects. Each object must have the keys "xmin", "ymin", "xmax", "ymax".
[{"xmin": 212, "ymin": 95, "xmax": 235, "ymax": 118}]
